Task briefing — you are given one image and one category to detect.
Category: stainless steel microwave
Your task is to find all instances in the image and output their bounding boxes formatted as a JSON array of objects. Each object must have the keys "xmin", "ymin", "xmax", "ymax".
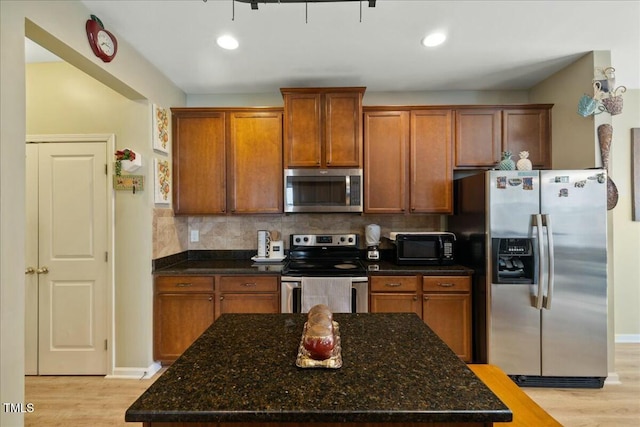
[
  {"xmin": 388, "ymin": 232, "xmax": 456, "ymax": 265},
  {"xmin": 284, "ymin": 169, "xmax": 363, "ymax": 213}
]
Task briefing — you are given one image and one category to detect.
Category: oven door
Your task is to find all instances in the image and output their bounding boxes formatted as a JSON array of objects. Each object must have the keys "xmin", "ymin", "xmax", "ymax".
[{"xmin": 281, "ymin": 277, "xmax": 368, "ymax": 313}]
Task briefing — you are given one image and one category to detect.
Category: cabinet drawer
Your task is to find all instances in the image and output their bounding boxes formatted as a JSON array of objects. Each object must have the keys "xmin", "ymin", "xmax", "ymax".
[
  {"xmin": 423, "ymin": 276, "xmax": 471, "ymax": 292},
  {"xmin": 156, "ymin": 276, "xmax": 214, "ymax": 292},
  {"xmin": 220, "ymin": 276, "xmax": 278, "ymax": 292},
  {"xmin": 370, "ymin": 276, "xmax": 419, "ymax": 292}
]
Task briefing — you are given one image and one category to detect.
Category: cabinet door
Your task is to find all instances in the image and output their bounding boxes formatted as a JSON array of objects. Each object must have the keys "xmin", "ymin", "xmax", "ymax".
[
  {"xmin": 325, "ymin": 91, "xmax": 363, "ymax": 167},
  {"xmin": 455, "ymin": 109, "xmax": 502, "ymax": 168},
  {"xmin": 364, "ymin": 111, "xmax": 409, "ymax": 213},
  {"xmin": 423, "ymin": 293, "xmax": 471, "ymax": 362},
  {"xmin": 154, "ymin": 293, "xmax": 214, "ymax": 363},
  {"xmin": 282, "ymin": 92, "xmax": 322, "ymax": 167},
  {"xmin": 502, "ymin": 108, "xmax": 551, "ymax": 169},
  {"xmin": 410, "ymin": 110, "xmax": 453, "ymax": 213},
  {"xmin": 172, "ymin": 111, "xmax": 226, "ymax": 214},
  {"xmin": 370, "ymin": 293, "xmax": 421, "ymax": 316},
  {"xmin": 228, "ymin": 111, "xmax": 283, "ymax": 214},
  {"xmin": 219, "ymin": 293, "xmax": 280, "ymax": 316}
]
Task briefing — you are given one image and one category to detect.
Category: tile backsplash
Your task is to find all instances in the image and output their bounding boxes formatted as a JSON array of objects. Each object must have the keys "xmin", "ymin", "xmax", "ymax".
[{"xmin": 153, "ymin": 208, "xmax": 443, "ymax": 259}]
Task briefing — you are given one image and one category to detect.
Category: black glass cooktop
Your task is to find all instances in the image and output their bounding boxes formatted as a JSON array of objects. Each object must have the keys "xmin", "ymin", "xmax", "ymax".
[{"xmin": 282, "ymin": 258, "xmax": 367, "ymax": 277}]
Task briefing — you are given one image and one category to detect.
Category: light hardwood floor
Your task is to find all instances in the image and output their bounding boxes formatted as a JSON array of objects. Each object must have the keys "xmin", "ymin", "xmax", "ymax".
[{"xmin": 24, "ymin": 344, "xmax": 639, "ymax": 427}]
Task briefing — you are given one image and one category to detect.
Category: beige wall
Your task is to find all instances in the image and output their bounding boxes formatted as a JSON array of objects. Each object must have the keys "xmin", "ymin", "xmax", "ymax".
[
  {"xmin": 26, "ymin": 61, "xmax": 156, "ymax": 371},
  {"xmin": 1, "ymin": 2, "xmax": 185, "ymax": 424},
  {"xmin": 611, "ymin": 89, "xmax": 640, "ymax": 340}
]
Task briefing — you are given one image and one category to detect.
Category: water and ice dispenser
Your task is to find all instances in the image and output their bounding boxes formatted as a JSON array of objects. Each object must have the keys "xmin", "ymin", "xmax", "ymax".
[{"xmin": 492, "ymin": 238, "xmax": 536, "ymax": 284}]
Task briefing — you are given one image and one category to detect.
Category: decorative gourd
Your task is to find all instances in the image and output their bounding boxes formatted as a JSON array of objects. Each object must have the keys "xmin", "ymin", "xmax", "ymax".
[
  {"xmin": 516, "ymin": 151, "xmax": 533, "ymax": 171},
  {"xmin": 498, "ymin": 151, "xmax": 515, "ymax": 170}
]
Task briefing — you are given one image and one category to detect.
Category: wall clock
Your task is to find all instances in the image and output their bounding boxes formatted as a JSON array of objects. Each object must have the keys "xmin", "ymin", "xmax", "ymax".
[{"xmin": 86, "ymin": 14, "xmax": 118, "ymax": 63}]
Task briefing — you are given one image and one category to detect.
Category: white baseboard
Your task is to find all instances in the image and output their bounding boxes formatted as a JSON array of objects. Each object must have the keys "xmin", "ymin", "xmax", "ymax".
[
  {"xmin": 105, "ymin": 362, "xmax": 162, "ymax": 379},
  {"xmin": 605, "ymin": 372, "xmax": 621, "ymax": 385},
  {"xmin": 615, "ymin": 334, "xmax": 640, "ymax": 343}
]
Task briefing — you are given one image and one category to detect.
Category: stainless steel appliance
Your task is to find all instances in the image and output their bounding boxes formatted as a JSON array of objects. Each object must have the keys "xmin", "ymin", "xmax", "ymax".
[
  {"xmin": 284, "ymin": 169, "xmax": 363, "ymax": 213},
  {"xmin": 281, "ymin": 233, "xmax": 368, "ymax": 313},
  {"xmin": 386, "ymin": 232, "xmax": 456, "ymax": 266},
  {"xmin": 449, "ymin": 170, "xmax": 608, "ymax": 388}
]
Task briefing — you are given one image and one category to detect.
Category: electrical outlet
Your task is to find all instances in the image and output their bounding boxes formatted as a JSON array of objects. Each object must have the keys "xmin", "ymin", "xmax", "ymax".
[{"xmin": 190, "ymin": 229, "xmax": 199, "ymax": 242}]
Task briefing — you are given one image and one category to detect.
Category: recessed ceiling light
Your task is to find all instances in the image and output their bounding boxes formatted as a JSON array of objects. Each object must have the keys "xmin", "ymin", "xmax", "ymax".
[
  {"xmin": 216, "ymin": 35, "xmax": 239, "ymax": 50},
  {"xmin": 421, "ymin": 32, "xmax": 446, "ymax": 47}
]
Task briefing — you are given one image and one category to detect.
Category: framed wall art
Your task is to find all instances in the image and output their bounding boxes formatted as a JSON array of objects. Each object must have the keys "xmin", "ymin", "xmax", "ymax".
[
  {"xmin": 152, "ymin": 104, "xmax": 170, "ymax": 154},
  {"xmin": 154, "ymin": 157, "xmax": 171, "ymax": 204}
]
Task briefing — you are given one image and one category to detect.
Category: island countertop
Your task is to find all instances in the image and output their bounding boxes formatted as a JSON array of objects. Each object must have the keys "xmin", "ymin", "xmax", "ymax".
[{"xmin": 125, "ymin": 313, "xmax": 511, "ymax": 426}]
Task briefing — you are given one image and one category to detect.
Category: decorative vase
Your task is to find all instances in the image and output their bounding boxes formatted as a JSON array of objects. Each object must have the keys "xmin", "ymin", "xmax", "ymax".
[
  {"xmin": 498, "ymin": 151, "xmax": 515, "ymax": 170},
  {"xmin": 516, "ymin": 151, "xmax": 532, "ymax": 171},
  {"xmin": 597, "ymin": 124, "xmax": 619, "ymax": 210}
]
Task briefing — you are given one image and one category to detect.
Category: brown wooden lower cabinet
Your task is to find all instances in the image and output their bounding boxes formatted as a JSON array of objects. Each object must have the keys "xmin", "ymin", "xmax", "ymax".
[
  {"xmin": 369, "ymin": 274, "xmax": 472, "ymax": 363},
  {"xmin": 218, "ymin": 275, "xmax": 280, "ymax": 318},
  {"xmin": 423, "ymin": 276, "xmax": 472, "ymax": 362},
  {"xmin": 154, "ymin": 276, "xmax": 215, "ymax": 364},
  {"xmin": 154, "ymin": 275, "xmax": 280, "ymax": 364},
  {"xmin": 369, "ymin": 275, "xmax": 421, "ymax": 316}
]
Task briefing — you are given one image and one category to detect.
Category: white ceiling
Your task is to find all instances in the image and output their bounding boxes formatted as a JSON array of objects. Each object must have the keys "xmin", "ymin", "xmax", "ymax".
[{"xmin": 31, "ymin": 1, "xmax": 640, "ymax": 94}]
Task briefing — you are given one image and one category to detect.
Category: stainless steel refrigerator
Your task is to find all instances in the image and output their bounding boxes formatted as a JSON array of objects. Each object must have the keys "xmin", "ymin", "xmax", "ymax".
[{"xmin": 449, "ymin": 170, "xmax": 608, "ymax": 388}]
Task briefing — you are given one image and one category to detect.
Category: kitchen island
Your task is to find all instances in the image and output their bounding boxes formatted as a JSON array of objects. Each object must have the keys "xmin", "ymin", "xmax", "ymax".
[{"xmin": 125, "ymin": 313, "xmax": 511, "ymax": 426}]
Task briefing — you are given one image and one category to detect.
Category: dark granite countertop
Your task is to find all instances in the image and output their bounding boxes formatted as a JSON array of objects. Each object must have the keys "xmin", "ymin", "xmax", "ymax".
[
  {"xmin": 153, "ymin": 251, "xmax": 472, "ymax": 276},
  {"xmin": 364, "ymin": 260, "xmax": 473, "ymax": 276},
  {"xmin": 153, "ymin": 250, "xmax": 284, "ymax": 275},
  {"xmin": 125, "ymin": 313, "xmax": 510, "ymax": 424}
]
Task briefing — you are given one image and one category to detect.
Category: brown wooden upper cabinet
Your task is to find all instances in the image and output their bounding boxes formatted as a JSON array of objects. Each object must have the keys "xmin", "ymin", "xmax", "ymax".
[
  {"xmin": 454, "ymin": 108, "xmax": 502, "ymax": 168},
  {"xmin": 172, "ymin": 108, "xmax": 283, "ymax": 215},
  {"xmin": 502, "ymin": 107, "xmax": 551, "ymax": 169},
  {"xmin": 364, "ymin": 107, "xmax": 453, "ymax": 214},
  {"xmin": 281, "ymin": 87, "xmax": 365, "ymax": 168},
  {"xmin": 228, "ymin": 111, "xmax": 283, "ymax": 214},
  {"xmin": 172, "ymin": 109, "xmax": 227, "ymax": 215},
  {"xmin": 453, "ymin": 105, "xmax": 552, "ymax": 169}
]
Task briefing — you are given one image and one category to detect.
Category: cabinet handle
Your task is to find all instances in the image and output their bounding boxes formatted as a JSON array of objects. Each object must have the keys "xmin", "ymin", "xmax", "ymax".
[
  {"xmin": 220, "ymin": 296, "xmax": 224, "ymax": 301},
  {"xmin": 385, "ymin": 283, "xmax": 402, "ymax": 287},
  {"xmin": 175, "ymin": 282, "xmax": 192, "ymax": 287},
  {"xmin": 438, "ymin": 283, "xmax": 455, "ymax": 288},
  {"xmin": 209, "ymin": 297, "xmax": 213, "ymax": 302},
  {"xmin": 413, "ymin": 296, "xmax": 418, "ymax": 301},
  {"xmin": 25, "ymin": 267, "xmax": 36, "ymax": 275},
  {"xmin": 36, "ymin": 266, "xmax": 49, "ymax": 274},
  {"xmin": 242, "ymin": 283, "xmax": 257, "ymax": 287},
  {"xmin": 424, "ymin": 296, "xmax": 429, "ymax": 301}
]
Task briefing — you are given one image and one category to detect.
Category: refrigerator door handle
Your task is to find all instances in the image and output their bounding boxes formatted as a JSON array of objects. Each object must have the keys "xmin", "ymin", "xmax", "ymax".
[
  {"xmin": 542, "ymin": 214, "xmax": 555, "ymax": 310},
  {"xmin": 533, "ymin": 214, "xmax": 545, "ymax": 309}
]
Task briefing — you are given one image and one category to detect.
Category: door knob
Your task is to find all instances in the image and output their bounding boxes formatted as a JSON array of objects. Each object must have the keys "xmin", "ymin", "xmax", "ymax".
[
  {"xmin": 36, "ymin": 266, "xmax": 49, "ymax": 274},
  {"xmin": 25, "ymin": 267, "xmax": 36, "ymax": 275}
]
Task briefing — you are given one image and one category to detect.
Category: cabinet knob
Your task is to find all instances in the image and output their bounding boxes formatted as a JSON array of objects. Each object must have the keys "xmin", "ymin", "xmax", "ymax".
[
  {"xmin": 220, "ymin": 296, "xmax": 224, "ymax": 301},
  {"xmin": 423, "ymin": 296, "xmax": 429, "ymax": 301},
  {"xmin": 36, "ymin": 266, "xmax": 49, "ymax": 274},
  {"xmin": 25, "ymin": 267, "xmax": 36, "ymax": 275},
  {"xmin": 413, "ymin": 296, "xmax": 418, "ymax": 301}
]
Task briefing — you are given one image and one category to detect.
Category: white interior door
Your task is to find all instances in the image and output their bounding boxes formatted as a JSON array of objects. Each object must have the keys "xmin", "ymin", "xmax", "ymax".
[{"xmin": 25, "ymin": 141, "xmax": 109, "ymax": 375}]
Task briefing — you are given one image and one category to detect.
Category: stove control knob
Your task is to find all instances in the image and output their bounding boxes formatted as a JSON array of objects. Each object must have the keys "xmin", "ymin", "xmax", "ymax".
[
  {"xmin": 303, "ymin": 237, "xmax": 309, "ymax": 242},
  {"xmin": 294, "ymin": 237, "xmax": 301, "ymax": 244},
  {"xmin": 348, "ymin": 237, "xmax": 354, "ymax": 243},
  {"xmin": 340, "ymin": 237, "xmax": 346, "ymax": 242}
]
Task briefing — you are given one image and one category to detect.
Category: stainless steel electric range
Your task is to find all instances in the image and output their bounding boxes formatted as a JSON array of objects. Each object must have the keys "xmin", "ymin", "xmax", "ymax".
[{"xmin": 281, "ymin": 233, "xmax": 368, "ymax": 313}]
